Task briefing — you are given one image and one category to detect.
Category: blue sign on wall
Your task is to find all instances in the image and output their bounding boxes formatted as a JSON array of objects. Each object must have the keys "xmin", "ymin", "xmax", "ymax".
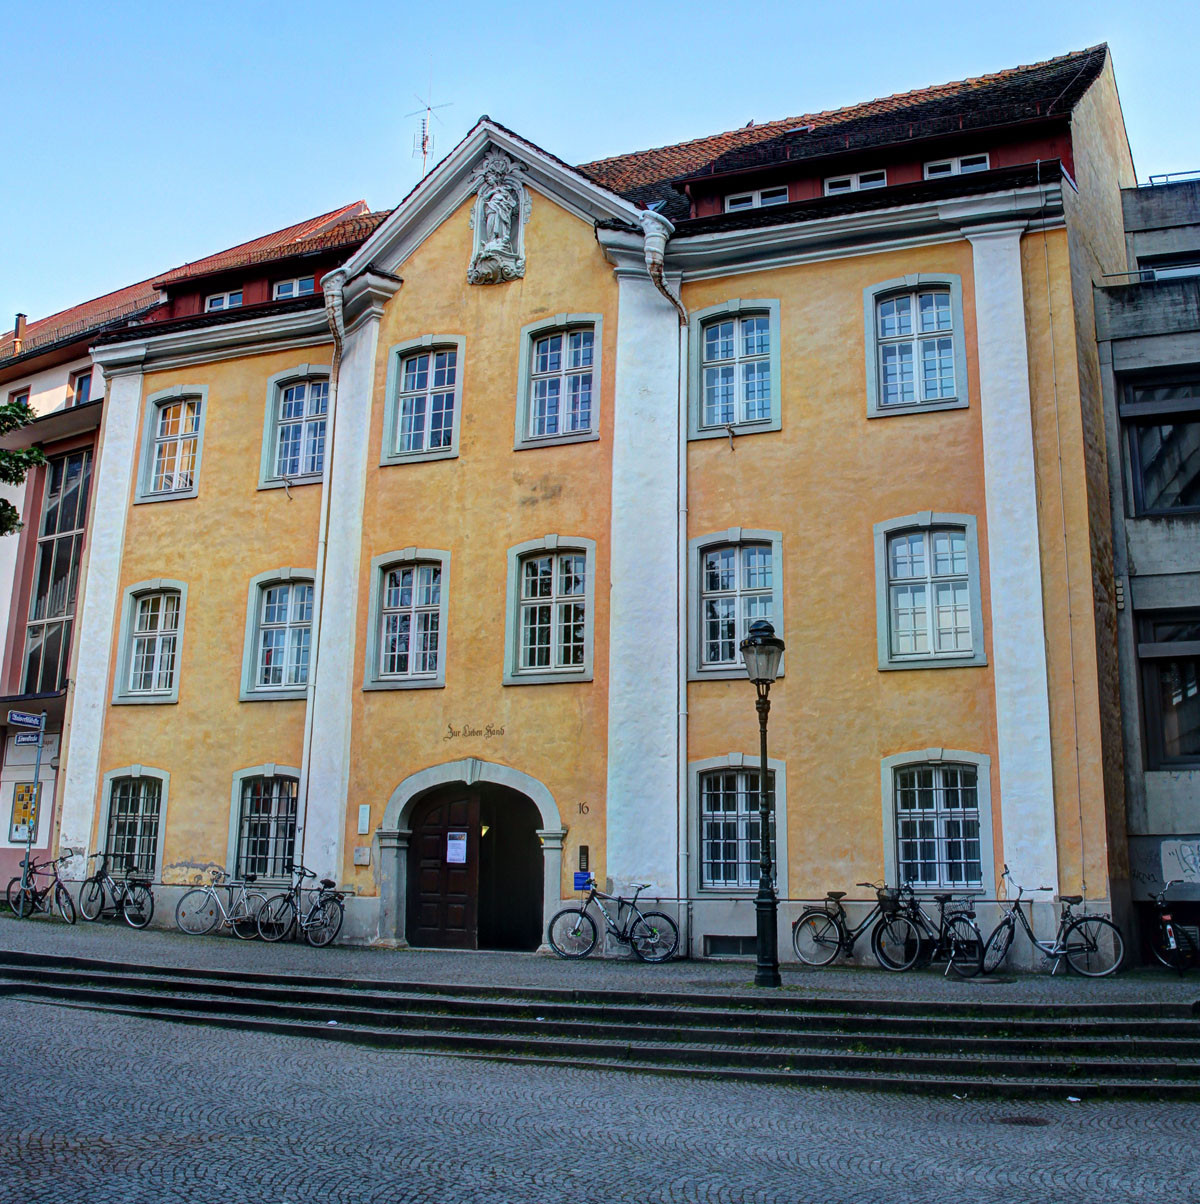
[{"xmin": 573, "ymin": 871, "xmax": 593, "ymax": 891}]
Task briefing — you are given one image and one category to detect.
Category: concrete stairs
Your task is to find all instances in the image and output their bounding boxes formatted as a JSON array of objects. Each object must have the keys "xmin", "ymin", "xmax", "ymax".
[{"xmin": 2, "ymin": 949, "xmax": 1198, "ymax": 1099}]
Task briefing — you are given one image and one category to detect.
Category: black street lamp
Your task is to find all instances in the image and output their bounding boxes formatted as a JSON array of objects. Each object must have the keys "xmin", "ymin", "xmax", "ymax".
[{"xmin": 739, "ymin": 619, "xmax": 785, "ymax": 989}]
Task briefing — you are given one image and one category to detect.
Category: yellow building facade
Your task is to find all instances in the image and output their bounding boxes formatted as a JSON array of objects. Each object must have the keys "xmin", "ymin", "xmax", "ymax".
[{"xmin": 55, "ymin": 47, "xmax": 1137, "ymax": 956}]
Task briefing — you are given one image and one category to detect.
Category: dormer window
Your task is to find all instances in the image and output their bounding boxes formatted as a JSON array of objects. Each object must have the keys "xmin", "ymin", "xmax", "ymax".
[
  {"xmin": 205, "ymin": 290, "xmax": 243, "ymax": 312},
  {"xmin": 824, "ymin": 170, "xmax": 887, "ymax": 196},
  {"xmin": 924, "ymin": 154, "xmax": 989, "ymax": 179},
  {"xmin": 724, "ymin": 187, "xmax": 789, "ymax": 213},
  {"xmin": 273, "ymin": 277, "xmax": 315, "ymax": 301}
]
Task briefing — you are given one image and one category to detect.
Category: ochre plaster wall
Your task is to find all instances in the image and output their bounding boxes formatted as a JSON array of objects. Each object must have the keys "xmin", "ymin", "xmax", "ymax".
[
  {"xmin": 93, "ymin": 347, "xmax": 327, "ymax": 882},
  {"xmin": 342, "ymin": 194, "xmax": 618, "ymax": 897}
]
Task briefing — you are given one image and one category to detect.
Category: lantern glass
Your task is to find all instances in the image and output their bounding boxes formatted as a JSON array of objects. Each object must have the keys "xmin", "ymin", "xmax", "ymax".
[{"xmin": 740, "ymin": 621, "xmax": 785, "ymax": 684}]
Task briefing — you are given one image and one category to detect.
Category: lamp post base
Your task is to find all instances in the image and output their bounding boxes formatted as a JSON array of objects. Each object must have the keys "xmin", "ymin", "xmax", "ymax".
[{"xmin": 754, "ymin": 885, "xmax": 781, "ymax": 988}]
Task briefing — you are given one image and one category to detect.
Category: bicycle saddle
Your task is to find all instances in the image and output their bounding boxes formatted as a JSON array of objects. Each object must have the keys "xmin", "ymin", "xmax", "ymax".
[
  {"xmin": 244, "ymin": 873, "xmax": 257, "ymax": 883},
  {"xmin": 826, "ymin": 891, "xmax": 846, "ymax": 901},
  {"xmin": 320, "ymin": 878, "xmax": 336, "ymax": 889},
  {"xmin": 631, "ymin": 883, "xmax": 650, "ymax": 890},
  {"xmin": 934, "ymin": 893, "xmax": 953, "ymax": 903},
  {"xmin": 1060, "ymin": 894, "xmax": 1083, "ymax": 905}
]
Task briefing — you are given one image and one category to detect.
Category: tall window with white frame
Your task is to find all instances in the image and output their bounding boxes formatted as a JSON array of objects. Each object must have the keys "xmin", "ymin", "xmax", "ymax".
[
  {"xmin": 700, "ymin": 314, "xmax": 771, "ymax": 429},
  {"xmin": 519, "ymin": 551, "xmax": 586, "ymax": 671},
  {"xmin": 106, "ymin": 776, "xmax": 162, "ymax": 876},
  {"xmin": 128, "ymin": 591, "xmax": 180, "ymax": 695},
  {"xmin": 700, "ymin": 767, "xmax": 775, "ymax": 888},
  {"xmin": 886, "ymin": 527, "xmax": 973, "ymax": 661},
  {"xmin": 397, "ymin": 348, "xmax": 457, "ymax": 454},
  {"xmin": 255, "ymin": 581, "xmax": 312, "ymax": 690},
  {"xmin": 701, "ymin": 542, "xmax": 773, "ymax": 668},
  {"xmin": 149, "ymin": 397, "xmax": 201, "ymax": 494},
  {"xmin": 235, "ymin": 775, "xmax": 298, "ymax": 880},
  {"xmin": 893, "ymin": 762, "xmax": 982, "ymax": 888},
  {"xmin": 380, "ymin": 563, "xmax": 441, "ymax": 680},
  {"xmin": 529, "ymin": 327, "xmax": 593, "ymax": 438},
  {"xmin": 273, "ymin": 379, "xmax": 327, "ymax": 480},
  {"xmin": 876, "ymin": 289, "xmax": 956, "ymax": 409}
]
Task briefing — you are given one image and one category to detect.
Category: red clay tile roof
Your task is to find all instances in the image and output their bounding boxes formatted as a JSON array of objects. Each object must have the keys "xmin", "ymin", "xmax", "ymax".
[
  {"xmin": 578, "ymin": 45, "xmax": 1108, "ymax": 219},
  {"xmin": 154, "ymin": 201, "xmax": 372, "ymax": 285}
]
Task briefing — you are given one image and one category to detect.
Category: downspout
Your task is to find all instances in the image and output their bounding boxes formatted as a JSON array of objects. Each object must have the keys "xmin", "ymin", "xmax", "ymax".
[
  {"xmin": 640, "ymin": 212, "xmax": 692, "ymax": 954},
  {"xmin": 296, "ymin": 269, "xmax": 345, "ymax": 864}
]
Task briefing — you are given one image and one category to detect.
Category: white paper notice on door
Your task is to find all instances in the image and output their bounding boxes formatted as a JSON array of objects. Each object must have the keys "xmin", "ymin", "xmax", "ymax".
[{"xmin": 446, "ymin": 831, "xmax": 467, "ymax": 864}]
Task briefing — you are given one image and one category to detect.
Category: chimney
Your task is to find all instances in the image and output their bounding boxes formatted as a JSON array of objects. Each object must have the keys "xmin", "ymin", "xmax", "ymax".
[{"xmin": 13, "ymin": 313, "xmax": 26, "ymax": 355}]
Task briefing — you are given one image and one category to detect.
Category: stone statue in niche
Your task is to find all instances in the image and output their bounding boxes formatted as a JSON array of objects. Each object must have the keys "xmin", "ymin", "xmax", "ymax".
[{"xmin": 468, "ymin": 150, "xmax": 529, "ymax": 284}]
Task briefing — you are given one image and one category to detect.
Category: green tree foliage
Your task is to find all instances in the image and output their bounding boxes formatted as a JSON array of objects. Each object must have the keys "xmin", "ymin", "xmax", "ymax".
[{"xmin": 0, "ymin": 398, "xmax": 46, "ymax": 536}]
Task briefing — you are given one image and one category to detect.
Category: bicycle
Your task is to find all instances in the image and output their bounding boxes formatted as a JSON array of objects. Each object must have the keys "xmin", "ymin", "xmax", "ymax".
[
  {"xmin": 871, "ymin": 884, "xmax": 984, "ymax": 977},
  {"xmin": 547, "ymin": 875, "xmax": 679, "ymax": 962},
  {"xmin": 1146, "ymin": 879, "xmax": 1197, "ymax": 974},
  {"xmin": 6, "ymin": 853, "xmax": 76, "ymax": 924},
  {"xmin": 78, "ymin": 853, "xmax": 155, "ymax": 929},
  {"xmin": 792, "ymin": 882, "xmax": 905, "ymax": 968},
  {"xmin": 256, "ymin": 863, "xmax": 345, "ymax": 947},
  {"xmin": 981, "ymin": 865, "xmax": 1124, "ymax": 977},
  {"xmin": 175, "ymin": 869, "xmax": 269, "ymax": 940}
]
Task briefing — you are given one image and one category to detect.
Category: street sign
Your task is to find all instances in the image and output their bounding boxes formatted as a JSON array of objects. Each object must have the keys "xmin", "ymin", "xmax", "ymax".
[
  {"xmin": 7, "ymin": 710, "xmax": 42, "ymax": 729},
  {"xmin": 9, "ymin": 782, "xmax": 41, "ymax": 843},
  {"xmin": 13, "ymin": 732, "xmax": 40, "ymax": 747}
]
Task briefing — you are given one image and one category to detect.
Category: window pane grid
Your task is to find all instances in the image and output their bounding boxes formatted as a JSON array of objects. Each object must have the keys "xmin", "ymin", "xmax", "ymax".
[
  {"xmin": 128, "ymin": 591, "xmax": 180, "ymax": 693},
  {"xmin": 530, "ymin": 330, "xmax": 592, "ymax": 437},
  {"xmin": 701, "ymin": 543, "xmax": 773, "ymax": 666},
  {"xmin": 700, "ymin": 769, "xmax": 776, "ymax": 888},
  {"xmin": 887, "ymin": 528, "xmax": 972, "ymax": 659},
  {"xmin": 380, "ymin": 564, "xmax": 441, "ymax": 678},
  {"xmin": 106, "ymin": 777, "xmax": 162, "ymax": 877},
  {"xmin": 274, "ymin": 380, "xmax": 328, "ymax": 478},
  {"xmin": 894, "ymin": 764, "xmax": 981, "ymax": 888},
  {"xmin": 151, "ymin": 399, "xmax": 201, "ymax": 493},
  {"xmin": 235, "ymin": 776, "xmax": 298, "ymax": 880},
  {"xmin": 878, "ymin": 290, "xmax": 955, "ymax": 406},
  {"xmin": 519, "ymin": 552, "xmax": 586, "ymax": 670},
  {"xmin": 397, "ymin": 350, "xmax": 457, "ymax": 453},
  {"xmin": 256, "ymin": 582, "xmax": 313, "ymax": 689},
  {"xmin": 702, "ymin": 315, "xmax": 771, "ymax": 427}
]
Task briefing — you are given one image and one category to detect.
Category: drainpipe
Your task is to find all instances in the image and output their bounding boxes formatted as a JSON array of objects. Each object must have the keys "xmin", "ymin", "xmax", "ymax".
[
  {"xmin": 295, "ymin": 269, "xmax": 345, "ymax": 863},
  {"xmin": 639, "ymin": 211, "xmax": 692, "ymax": 954}
]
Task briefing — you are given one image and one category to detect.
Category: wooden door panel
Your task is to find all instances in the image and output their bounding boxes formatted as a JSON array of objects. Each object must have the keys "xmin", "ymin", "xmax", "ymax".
[{"xmin": 407, "ymin": 791, "xmax": 479, "ymax": 948}]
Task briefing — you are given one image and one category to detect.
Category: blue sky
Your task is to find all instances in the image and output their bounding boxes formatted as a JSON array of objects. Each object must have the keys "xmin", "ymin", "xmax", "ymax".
[{"xmin": 2, "ymin": 0, "xmax": 1197, "ymax": 324}]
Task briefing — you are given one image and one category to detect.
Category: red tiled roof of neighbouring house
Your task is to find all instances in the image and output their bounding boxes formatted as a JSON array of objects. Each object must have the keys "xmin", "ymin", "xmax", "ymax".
[
  {"xmin": 153, "ymin": 200, "xmax": 372, "ymax": 285},
  {"xmin": 578, "ymin": 45, "xmax": 1109, "ymax": 219}
]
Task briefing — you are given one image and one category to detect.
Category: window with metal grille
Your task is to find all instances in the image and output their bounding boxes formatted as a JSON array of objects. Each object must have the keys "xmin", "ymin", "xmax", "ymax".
[
  {"xmin": 234, "ymin": 776, "xmax": 297, "ymax": 880},
  {"xmin": 876, "ymin": 289, "xmax": 956, "ymax": 408},
  {"xmin": 700, "ymin": 542, "xmax": 773, "ymax": 667},
  {"xmin": 271, "ymin": 378, "xmax": 328, "ymax": 480},
  {"xmin": 893, "ymin": 763, "xmax": 981, "ymax": 888},
  {"xmin": 700, "ymin": 768, "xmax": 776, "ymax": 888},
  {"xmin": 518, "ymin": 551, "xmax": 586, "ymax": 671},
  {"xmin": 105, "ymin": 776, "xmax": 162, "ymax": 877},
  {"xmin": 23, "ymin": 450, "xmax": 92, "ymax": 694}
]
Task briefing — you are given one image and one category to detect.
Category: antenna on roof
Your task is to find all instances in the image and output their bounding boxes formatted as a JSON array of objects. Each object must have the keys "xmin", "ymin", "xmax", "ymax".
[{"xmin": 405, "ymin": 80, "xmax": 453, "ymax": 178}]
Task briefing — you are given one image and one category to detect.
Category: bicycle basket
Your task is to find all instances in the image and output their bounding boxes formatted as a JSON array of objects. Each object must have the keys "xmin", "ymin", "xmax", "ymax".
[{"xmin": 876, "ymin": 887, "xmax": 901, "ymax": 916}]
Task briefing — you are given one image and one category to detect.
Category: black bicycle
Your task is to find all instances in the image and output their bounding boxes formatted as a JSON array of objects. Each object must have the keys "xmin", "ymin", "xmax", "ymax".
[
  {"xmin": 6, "ymin": 853, "xmax": 76, "ymax": 923},
  {"xmin": 547, "ymin": 876, "xmax": 678, "ymax": 962},
  {"xmin": 78, "ymin": 853, "xmax": 155, "ymax": 929},
  {"xmin": 1147, "ymin": 879, "xmax": 1197, "ymax": 973},
  {"xmin": 873, "ymin": 884, "xmax": 984, "ymax": 977},
  {"xmin": 791, "ymin": 882, "xmax": 906, "ymax": 968},
  {"xmin": 256, "ymin": 863, "xmax": 345, "ymax": 946}
]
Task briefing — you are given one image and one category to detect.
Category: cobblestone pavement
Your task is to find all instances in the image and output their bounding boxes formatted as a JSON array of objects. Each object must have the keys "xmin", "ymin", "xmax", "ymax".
[
  {"xmin": 4, "ymin": 1001, "xmax": 1198, "ymax": 1204},
  {"xmin": 3, "ymin": 910, "xmax": 1199, "ymax": 1005}
]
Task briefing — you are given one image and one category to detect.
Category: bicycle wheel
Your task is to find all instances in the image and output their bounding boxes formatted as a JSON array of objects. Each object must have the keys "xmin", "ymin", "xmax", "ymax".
[
  {"xmin": 547, "ymin": 907, "xmax": 598, "ymax": 958},
  {"xmin": 6, "ymin": 877, "xmax": 22, "ymax": 914},
  {"xmin": 982, "ymin": 919, "xmax": 1015, "ymax": 974},
  {"xmin": 8, "ymin": 879, "xmax": 34, "ymax": 919},
  {"xmin": 791, "ymin": 910, "xmax": 843, "ymax": 967},
  {"xmin": 78, "ymin": 877, "xmax": 105, "ymax": 921},
  {"xmin": 305, "ymin": 897, "xmax": 344, "ymax": 948},
  {"xmin": 946, "ymin": 915, "xmax": 984, "ymax": 979},
  {"xmin": 1064, "ymin": 916, "xmax": 1124, "ymax": 977},
  {"xmin": 230, "ymin": 892, "xmax": 268, "ymax": 941},
  {"xmin": 54, "ymin": 883, "xmax": 77, "ymax": 925},
  {"xmin": 122, "ymin": 884, "xmax": 154, "ymax": 929},
  {"xmin": 872, "ymin": 914, "xmax": 921, "ymax": 971},
  {"xmin": 175, "ymin": 888, "xmax": 219, "ymax": 936},
  {"xmin": 629, "ymin": 911, "xmax": 679, "ymax": 963},
  {"xmin": 1150, "ymin": 924, "xmax": 1197, "ymax": 973},
  {"xmin": 257, "ymin": 895, "xmax": 297, "ymax": 943}
]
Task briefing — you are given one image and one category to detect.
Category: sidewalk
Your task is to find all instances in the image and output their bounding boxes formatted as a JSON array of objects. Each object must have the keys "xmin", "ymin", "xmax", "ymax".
[{"xmin": 3, "ymin": 910, "xmax": 1198, "ymax": 1006}]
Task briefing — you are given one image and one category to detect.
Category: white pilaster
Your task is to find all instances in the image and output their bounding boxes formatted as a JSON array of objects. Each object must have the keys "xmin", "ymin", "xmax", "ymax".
[
  {"xmin": 967, "ymin": 225, "xmax": 1059, "ymax": 891},
  {"xmin": 299, "ymin": 315, "xmax": 380, "ymax": 880},
  {"xmin": 604, "ymin": 271, "xmax": 681, "ymax": 895},
  {"xmin": 58, "ymin": 362, "xmax": 145, "ymax": 871}
]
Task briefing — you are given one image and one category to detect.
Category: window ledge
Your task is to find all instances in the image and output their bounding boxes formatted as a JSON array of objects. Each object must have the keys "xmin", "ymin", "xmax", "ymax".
[
  {"xmin": 380, "ymin": 447, "xmax": 459, "ymax": 467},
  {"xmin": 239, "ymin": 688, "xmax": 308, "ymax": 703},
  {"xmin": 690, "ymin": 666, "xmax": 786, "ymax": 682},
  {"xmin": 514, "ymin": 430, "xmax": 600, "ymax": 451},
  {"xmin": 879, "ymin": 654, "xmax": 987, "ymax": 672},
  {"xmin": 133, "ymin": 488, "xmax": 199, "ymax": 505},
  {"xmin": 257, "ymin": 476, "xmax": 322, "ymax": 493},
  {"xmin": 868, "ymin": 398, "xmax": 968, "ymax": 419},
  {"xmin": 363, "ymin": 679, "xmax": 445, "ymax": 692},
  {"xmin": 503, "ymin": 671, "xmax": 593, "ymax": 687},
  {"xmin": 690, "ymin": 420, "xmax": 780, "ymax": 442},
  {"xmin": 112, "ymin": 695, "xmax": 178, "ymax": 706}
]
